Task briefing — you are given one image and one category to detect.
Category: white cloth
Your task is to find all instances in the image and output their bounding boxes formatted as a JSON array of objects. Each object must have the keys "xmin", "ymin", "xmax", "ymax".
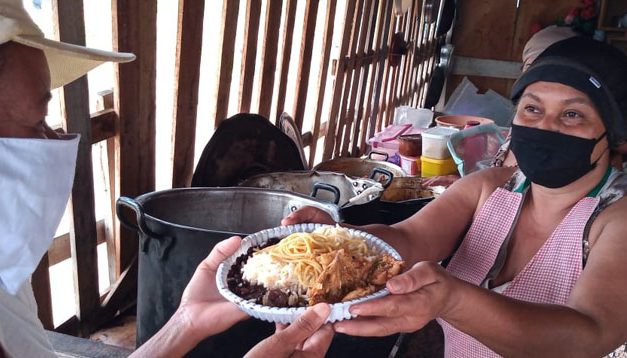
[
  {"xmin": 0, "ymin": 135, "xmax": 79, "ymax": 294},
  {"xmin": 0, "ymin": 281, "xmax": 55, "ymax": 358}
]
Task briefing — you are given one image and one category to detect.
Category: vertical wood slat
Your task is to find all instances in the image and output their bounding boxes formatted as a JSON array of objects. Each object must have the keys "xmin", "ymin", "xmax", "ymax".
[
  {"xmin": 359, "ymin": 0, "xmax": 388, "ymax": 153},
  {"xmin": 214, "ymin": 1, "xmax": 240, "ymax": 127},
  {"xmin": 239, "ymin": 0, "xmax": 262, "ymax": 113},
  {"xmin": 291, "ymin": 0, "xmax": 319, "ymax": 130},
  {"xmin": 322, "ymin": 0, "xmax": 357, "ymax": 160},
  {"xmin": 384, "ymin": 14, "xmax": 407, "ymax": 127},
  {"xmin": 32, "ymin": 254, "xmax": 54, "ymax": 330},
  {"xmin": 171, "ymin": 0, "xmax": 205, "ymax": 188},
  {"xmin": 332, "ymin": 0, "xmax": 365, "ymax": 158},
  {"xmin": 112, "ymin": 0, "xmax": 157, "ymax": 277},
  {"xmin": 365, "ymin": 0, "xmax": 394, "ymax": 152},
  {"xmin": 374, "ymin": 14, "xmax": 398, "ymax": 133},
  {"xmin": 274, "ymin": 0, "xmax": 297, "ymax": 123},
  {"xmin": 393, "ymin": 5, "xmax": 415, "ymax": 111},
  {"xmin": 309, "ymin": 0, "xmax": 337, "ymax": 167},
  {"xmin": 257, "ymin": 0, "xmax": 283, "ymax": 119},
  {"xmin": 399, "ymin": 1, "xmax": 419, "ymax": 105},
  {"xmin": 348, "ymin": 0, "xmax": 379, "ymax": 156},
  {"xmin": 53, "ymin": 0, "xmax": 100, "ymax": 335},
  {"xmin": 411, "ymin": 0, "xmax": 428, "ymax": 107}
]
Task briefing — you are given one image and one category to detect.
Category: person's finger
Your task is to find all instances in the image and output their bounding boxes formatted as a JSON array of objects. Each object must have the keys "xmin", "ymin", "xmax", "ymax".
[
  {"xmin": 275, "ymin": 323, "xmax": 287, "ymax": 333},
  {"xmin": 281, "ymin": 206, "xmax": 335, "ymax": 226},
  {"xmin": 300, "ymin": 324, "xmax": 334, "ymax": 356},
  {"xmin": 198, "ymin": 236, "xmax": 242, "ymax": 272},
  {"xmin": 333, "ymin": 315, "xmax": 416, "ymax": 337},
  {"xmin": 244, "ymin": 304, "xmax": 330, "ymax": 358},
  {"xmin": 386, "ymin": 261, "xmax": 441, "ymax": 294}
]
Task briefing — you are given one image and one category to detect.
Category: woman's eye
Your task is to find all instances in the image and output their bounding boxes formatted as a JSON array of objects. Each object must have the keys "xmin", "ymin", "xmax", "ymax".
[
  {"xmin": 523, "ymin": 105, "xmax": 539, "ymax": 113},
  {"xmin": 563, "ymin": 110, "xmax": 581, "ymax": 118}
]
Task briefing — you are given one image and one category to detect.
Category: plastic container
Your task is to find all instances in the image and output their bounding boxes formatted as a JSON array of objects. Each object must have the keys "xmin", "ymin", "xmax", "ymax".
[
  {"xmin": 435, "ymin": 115, "xmax": 493, "ymax": 130},
  {"xmin": 420, "ymin": 126, "xmax": 458, "ymax": 159},
  {"xmin": 421, "ymin": 156, "xmax": 458, "ymax": 177},
  {"xmin": 368, "ymin": 125, "xmax": 423, "ymax": 160},
  {"xmin": 399, "ymin": 154, "xmax": 420, "ymax": 176},
  {"xmin": 398, "ymin": 134, "xmax": 422, "ymax": 157},
  {"xmin": 393, "ymin": 106, "xmax": 433, "ymax": 128}
]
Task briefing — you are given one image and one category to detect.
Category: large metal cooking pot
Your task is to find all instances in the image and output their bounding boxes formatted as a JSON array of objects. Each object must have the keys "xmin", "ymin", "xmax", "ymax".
[
  {"xmin": 239, "ymin": 171, "xmax": 388, "ymax": 225},
  {"xmin": 378, "ymin": 177, "xmax": 435, "ymax": 224},
  {"xmin": 116, "ymin": 187, "xmax": 340, "ymax": 357},
  {"xmin": 313, "ymin": 153, "xmax": 406, "ymax": 181}
]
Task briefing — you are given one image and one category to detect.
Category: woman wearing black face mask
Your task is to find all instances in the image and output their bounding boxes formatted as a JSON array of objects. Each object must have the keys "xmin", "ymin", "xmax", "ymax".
[{"xmin": 283, "ymin": 37, "xmax": 627, "ymax": 357}]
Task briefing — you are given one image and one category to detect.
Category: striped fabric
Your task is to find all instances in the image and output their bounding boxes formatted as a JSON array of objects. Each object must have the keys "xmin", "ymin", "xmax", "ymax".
[{"xmin": 438, "ymin": 188, "xmax": 599, "ymax": 357}]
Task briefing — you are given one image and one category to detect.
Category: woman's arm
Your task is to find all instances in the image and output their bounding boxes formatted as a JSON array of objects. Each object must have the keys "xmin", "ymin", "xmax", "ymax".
[{"xmin": 335, "ymin": 197, "xmax": 627, "ymax": 357}]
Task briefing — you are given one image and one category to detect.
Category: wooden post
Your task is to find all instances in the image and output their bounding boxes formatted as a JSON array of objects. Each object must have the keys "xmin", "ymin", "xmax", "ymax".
[
  {"xmin": 291, "ymin": 0, "xmax": 319, "ymax": 130},
  {"xmin": 112, "ymin": 0, "xmax": 157, "ymax": 277},
  {"xmin": 309, "ymin": 0, "xmax": 337, "ymax": 166},
  {"xmin": 238, "ymin": 0, "xmax": 262, "ymax": 113},
  {"xmin": 171, "ymin": 0, "xmax": 206, "ymax": 188},
  {"xmin": 257, "ymin": 1, "xmax": 283, "ymax": 119},
  {"xmin": 53, "ymin": 0, "xmax": 100, "ymax": 336},
  {"xmin": 274, "ymin": 0, "xmax": 297, "ymax": 123},
  {"xmin": 214, "ymin": 0, "xmax": 240, "ymax": 127}
]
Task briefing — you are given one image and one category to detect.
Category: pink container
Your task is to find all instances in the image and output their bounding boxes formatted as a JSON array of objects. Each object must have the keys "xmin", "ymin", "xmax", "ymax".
[{"xmin": 399, "ymin": 154, "xmax": 420, "ymax": 176}]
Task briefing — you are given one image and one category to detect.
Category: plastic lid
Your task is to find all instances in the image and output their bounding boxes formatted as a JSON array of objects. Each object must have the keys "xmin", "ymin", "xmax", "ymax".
[{"xmin": 421, "ymin": 126, "xmax": 458, "ymax": 139}]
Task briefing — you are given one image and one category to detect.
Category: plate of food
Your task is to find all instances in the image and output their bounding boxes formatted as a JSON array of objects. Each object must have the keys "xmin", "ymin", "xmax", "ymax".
[{"xmin": 216, "ymin": 223, "xmax": 404, "ymax": 324}]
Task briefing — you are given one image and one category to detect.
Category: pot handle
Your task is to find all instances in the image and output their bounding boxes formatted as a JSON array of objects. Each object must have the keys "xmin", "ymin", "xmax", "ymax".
[
  {"xmin": 310, "ymin": 183, "xmax": 341, "ymax": 204},
  {"xmin": 370, "ymin": 168, "xmax": 394, "ymax": 188},
  {"xmin": 368, "ymin": 151, "xmax": 389, "ymax": 161},
  {"xmin": 116, "ymin": 196, "xmax": 158, "ymax": 237}
]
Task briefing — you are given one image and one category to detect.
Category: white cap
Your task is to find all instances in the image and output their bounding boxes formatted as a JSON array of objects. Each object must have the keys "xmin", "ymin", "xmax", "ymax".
[{"xmin": 0, "ymin": 0, "xmax": 135, "ymax": 88}]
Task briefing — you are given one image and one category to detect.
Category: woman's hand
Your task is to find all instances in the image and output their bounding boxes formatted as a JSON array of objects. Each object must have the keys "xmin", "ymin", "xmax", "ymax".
[
  {"xmin": 131, "ymin": 236, "xmax": 248, "ymax": 357},
  {"xmin": 281, "ymin": 206, "xmax": 336, "ymax": 226},
  {"xmin": 176, "ymin": 236, "xmax": 249, "ymax": 339},
  {"xmin": 245, "ymin": 304, "xmax": 334, "ymax": 358},
  {"xmin": 333, "ymin": 261, "xmax": 459, "ymax": 337}
]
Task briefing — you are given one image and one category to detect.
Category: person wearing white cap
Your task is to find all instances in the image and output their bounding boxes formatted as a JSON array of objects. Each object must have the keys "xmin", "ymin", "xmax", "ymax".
[{"xmin": 0, "ymin": 1, "xmax": 335, "ymax": 357}]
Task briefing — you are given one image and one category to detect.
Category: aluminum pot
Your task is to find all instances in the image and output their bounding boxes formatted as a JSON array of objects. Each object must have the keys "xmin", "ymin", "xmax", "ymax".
[
  {"xmin": 239, "ymin": 170, "xmax": 390, "ymax": 225},
  {"xmin": 116, "ymin": 187, "xmax": 340, "ymax": 357},
  {"xmin": 378, "ymin": 177, "xmax": 435, "ymax": 224},
  {"xmin": 313, "ymin": 154, "xmax": 406, "ymax": 181}
]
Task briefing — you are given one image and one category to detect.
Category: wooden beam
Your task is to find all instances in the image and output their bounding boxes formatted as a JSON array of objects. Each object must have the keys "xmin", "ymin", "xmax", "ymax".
[
  {"xmin": 239, "ymin": 0, "xmax": 262, "ymax": 113},
  {"xmin": 333, "ymin": 0, "xmax": 365, "ymax": 158},
  {"xmin": 450, "ymin": 56, "xmax": 522, "ymax": 79},
  {"xmin": 309, "ymin": 0, "xmax": 337, "ymax": 167},
  {"xmin": 32, "ymin": 254, "xmax": 54, "ymax": 330},
  {"xmin": 257, "ymin": 0, "xmax": 283, "ymax": 118},
  {"xmin": 53, "ymin": 0, "xmax": 100, "ymax": 336},
  {"xmin": 90, "ymin": 109, "xmax": 117, "ymax": 144},
  {"xmin": 112, "ymin": 0, "xmax": 157, "ymax": 277},
  {"xmin": 274, "ymin": 0, "xmax": 297, "ymax": 123},
  {"xmin": 214, "ymin": 0, "xmax": 240, "ymax": 127},
  {"xmin": 363, "ymin": 0, "xmax": 393, "ymax": 154},
  {"xmin": 92, "ymin": 257, "xmax": 137, "ymax": 330},
  {"xmin": 48, "ymin": 220, "xmax": 107, "ymax": 266},
  {"xmin": 291, "ymin": 0, "xmax": 319, "ymax": 130},
  {"xmin": 171, "ymin": 0, "xmax": 205, "ymax": 188},
  {"xmin": 322, "ymin": 0, "xmax": 358, "ymax": 160}
]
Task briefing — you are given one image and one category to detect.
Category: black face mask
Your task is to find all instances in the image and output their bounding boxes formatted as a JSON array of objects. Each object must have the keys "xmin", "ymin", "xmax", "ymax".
[{"xmin": 510, "ymin": 124, "xmax": 606, "ymax": 188}]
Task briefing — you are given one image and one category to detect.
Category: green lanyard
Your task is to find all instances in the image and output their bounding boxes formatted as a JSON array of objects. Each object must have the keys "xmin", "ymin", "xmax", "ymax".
[{"xmin": 514, "ymin": 167, "xmax": 613, "ymax": 197}]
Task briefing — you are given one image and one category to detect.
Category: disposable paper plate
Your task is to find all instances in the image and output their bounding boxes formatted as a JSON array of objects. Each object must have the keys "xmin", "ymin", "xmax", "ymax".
[{"xmin": 216, "ymin": 223, "xmax": 402, "ymax": 324}]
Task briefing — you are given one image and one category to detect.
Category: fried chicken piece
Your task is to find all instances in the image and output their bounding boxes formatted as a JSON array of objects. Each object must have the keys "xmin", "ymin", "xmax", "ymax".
[
  {"xmin": 342, "ymin": 285, "xmax": 376, "ymax": 302},
  {"xmin": 308, "ymin": 249, "xmax": 373, "ymax": 305},
  {"xmin": 369, "ymin": 254, "xmax": 404, "ymax": 285}
]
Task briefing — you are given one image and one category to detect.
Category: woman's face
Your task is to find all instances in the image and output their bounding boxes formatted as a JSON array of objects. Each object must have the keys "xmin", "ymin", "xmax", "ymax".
[{"xmin": 513, "ymin": 81, "xmax": 609, "ymax": 163}]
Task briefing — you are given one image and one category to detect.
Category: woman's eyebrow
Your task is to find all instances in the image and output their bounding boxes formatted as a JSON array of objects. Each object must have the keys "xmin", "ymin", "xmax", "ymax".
[
  {"xmin": 521, "ymin": 93, "xmax": 540, "ymax": 102},
  {"xmin": 562, "ymin": 97, "xmax": 592, "ymax": 106}
]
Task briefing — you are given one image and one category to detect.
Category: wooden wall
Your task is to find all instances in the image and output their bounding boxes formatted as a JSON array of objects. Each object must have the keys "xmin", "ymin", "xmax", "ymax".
[{"xmin": 448, "ymin": 0, "xmax": 579, "ymax": 98}]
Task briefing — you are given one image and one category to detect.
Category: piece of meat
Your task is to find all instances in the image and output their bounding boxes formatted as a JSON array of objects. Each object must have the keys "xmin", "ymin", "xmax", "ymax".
[
  {"xmin": 341, "ymin": 285, "xmax": 377, "ymax": 302},
  {"xmin": 308, "ymin": 249, "xmax": 374, "ymax": 305},
  {"xmin": 369, "ymin": 254, "xmax": 404, "ymax": 285}
]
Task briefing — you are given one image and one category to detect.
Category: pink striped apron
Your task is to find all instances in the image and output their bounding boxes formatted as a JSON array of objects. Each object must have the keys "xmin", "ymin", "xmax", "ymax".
[{"xmin": 438, "ymin": 187, "xmax": 599, "ymax": 357}]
